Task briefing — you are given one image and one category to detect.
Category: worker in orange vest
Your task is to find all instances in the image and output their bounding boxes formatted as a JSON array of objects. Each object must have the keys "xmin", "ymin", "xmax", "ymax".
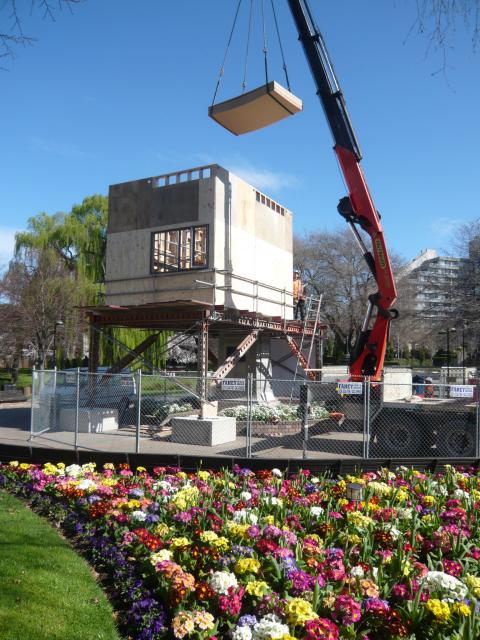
[{"xmin": 293, "ymin": 270, "xmax": 306, "ymax": 321}]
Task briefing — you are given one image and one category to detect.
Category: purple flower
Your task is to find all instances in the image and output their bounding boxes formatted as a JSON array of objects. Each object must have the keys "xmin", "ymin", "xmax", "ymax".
[{"xmin": 238, "ymin": 614, "xmax": 258, "ymax": 627}]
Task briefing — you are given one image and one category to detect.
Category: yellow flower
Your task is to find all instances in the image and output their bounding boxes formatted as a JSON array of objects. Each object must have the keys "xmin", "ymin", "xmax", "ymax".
[
  {"xmin": 154, "ymin": 523, "xmax": 170, "ymax": 537},
  {"xmin": 346, "ymin": 511, "xmax": 374, "ymax": 528},
  {"xmin": 19, "ymin": 463, "xmax": 30, "ymax": 470},
  {"xmin": 150, "ymin": 549, "xmax": 172, "ymax": 565},
  {"xmin": 423, "ymin": 495, "xmax": 435, "ymax": 506},
  {"xmin": 200, "ymin": 530, "xmax": 219, "ymax": 543},
  {"xmin": 211, "ymin": 537, "xmax": 230, "ymax": 552},
  {"xmin": 338, "ymin": 498, "xmax": 349, "ymax": 507},
  {"xmin": 170, "ymin": 537, "xmax": 191, "ymax": 549},
  {"xmin": 9, "ymin": 461, "xmax": 19, "ymax": 467},
  {"xmin": 136, "ymin": 466, "xmax": 146, "ymax": 473},
  {"xmin": 466, "ymin": 574, "xmax": 480, "ymax": 598},
  {"xmin": 425, "ymin": 599, "xmax": 451, "ymax": 623},
  {"xmin": 395, "ymin": 490, "xmax": 408, "ymax": 503},
  {"xmin": 178, "ymin": 472, "xmax": 187, "ymax": 479},
  {"xmin": 172, "ymin": 612, "xmax": 195, "ymax": 639},
  {"xmin": 284, "ymin": 598, "xmax": 318, "ymax": 626},
  {"xmin": 452, "ymin": 602, "xmax": 471, "ymax": 617},
  {"xmin": 120, "ymin": 499, "xmax": 141, "ymax": 511},
  {"xmin": 103, "ymin": 463, "xmax": 115, "ymax": 470},
  {"xmin": 101, "ymin": 478, "xmax": 117, "ymax": 487},
  {"xmin": 338, "ymin": 532, "xmax": 361, "ymax": 545},
  {"xmin": 227, "ymin": 523, "xmax": 250, "ymax": 540},
  {"xmin": 345, "ymin": 475, "xmax": 366, "ymax": 485},
  {"xmin": 402, "ymin": 560, "xmax": 412, "ymax": 576},
  {"xmin": 322, "ymin": 595, "xmax": 335, "ymax": 609},
  {"xmin": 235, "ymin": 558, "xmax": 261, "ymax": 574},
  {"xmin": 197, "ymin": 470, "xmax": 210, "ymax": 481},
  {"xmin": 262, "ymin": 515, "xmax": 275, "ymax": 525},
  {"xmin": 246, "ymin": 581, "xmax": 270, "ymax": 597}
]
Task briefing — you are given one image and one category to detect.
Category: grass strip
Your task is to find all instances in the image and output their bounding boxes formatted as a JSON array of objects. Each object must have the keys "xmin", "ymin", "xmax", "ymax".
[{"xmin": 0, "ymin": 490, "xmax": 122, "ymax": 640}]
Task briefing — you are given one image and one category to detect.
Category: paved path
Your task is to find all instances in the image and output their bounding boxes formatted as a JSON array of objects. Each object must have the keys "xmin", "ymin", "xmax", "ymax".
[{"xmin": 0, "ymin": 402, "xmax": 361, "ymax": 460}]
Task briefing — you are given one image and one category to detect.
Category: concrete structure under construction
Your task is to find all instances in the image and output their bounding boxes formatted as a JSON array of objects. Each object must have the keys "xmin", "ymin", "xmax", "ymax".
[
  {"xmin": 106, "ymin": 164, "xmax": 294, "ymax": 319},
  {"xmin": 88, "ymin": 164, "xmax": 323, "ymax": 408}
]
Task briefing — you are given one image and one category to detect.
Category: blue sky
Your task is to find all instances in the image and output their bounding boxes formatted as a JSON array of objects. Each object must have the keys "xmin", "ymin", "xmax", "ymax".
[{"xmin": 1, "ymin": 0, "xmax": 479, "ymax": 269}]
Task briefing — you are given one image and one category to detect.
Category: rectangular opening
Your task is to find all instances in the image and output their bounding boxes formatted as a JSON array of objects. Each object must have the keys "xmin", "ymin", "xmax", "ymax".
[{"xmin": 152, "ymin": 225, "xmax": 208, "ymax": 273}]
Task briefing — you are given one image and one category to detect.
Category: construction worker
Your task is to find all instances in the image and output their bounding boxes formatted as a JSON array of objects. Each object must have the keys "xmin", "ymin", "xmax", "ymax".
[{"xmin": 293, "ymin": 270, "xmax": 306, "ymax": 321}]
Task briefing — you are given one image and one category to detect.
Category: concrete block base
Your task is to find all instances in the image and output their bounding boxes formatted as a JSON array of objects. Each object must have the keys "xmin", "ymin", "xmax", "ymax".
[
  {"xmin": 59, "ymin": 408, "xmax": 119, "ymax": 433},
  {"xmin": 170, "ymin": 416, "xmax": 236, "ymax": 446}
]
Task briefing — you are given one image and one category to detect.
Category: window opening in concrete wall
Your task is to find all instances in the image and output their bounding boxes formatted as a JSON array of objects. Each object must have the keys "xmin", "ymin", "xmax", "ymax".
[{"xmin": 152, "ymin": 225, "xmax": 208, "ymax": 273}]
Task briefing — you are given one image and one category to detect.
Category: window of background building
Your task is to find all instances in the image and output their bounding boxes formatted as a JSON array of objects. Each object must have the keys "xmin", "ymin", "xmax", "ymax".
[{"xmin": 152, "ymin": 225, "xmax": 208, "ymax": 273}]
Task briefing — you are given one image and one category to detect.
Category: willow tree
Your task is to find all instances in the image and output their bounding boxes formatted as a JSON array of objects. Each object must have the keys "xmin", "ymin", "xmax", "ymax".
[{"xmin": 15, "ymin": 195, "xmax": 169, "ymax": 370}]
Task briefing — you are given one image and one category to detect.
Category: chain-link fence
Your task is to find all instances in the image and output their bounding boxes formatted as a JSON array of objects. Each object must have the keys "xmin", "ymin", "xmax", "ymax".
[{"xmin": 30, "ymin": 370, "xmax": 480, "ymax": 459}]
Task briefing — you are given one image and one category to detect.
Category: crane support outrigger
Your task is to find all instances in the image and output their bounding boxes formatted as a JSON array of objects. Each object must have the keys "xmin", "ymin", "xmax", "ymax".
[{"xmin": 286, "ymin": 0, "xmax": 398, "ymax": 381}]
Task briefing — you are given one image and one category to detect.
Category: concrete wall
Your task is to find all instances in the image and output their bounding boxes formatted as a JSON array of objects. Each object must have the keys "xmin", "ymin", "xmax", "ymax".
[{"xmin": 105, "ymin": 165, "xmax": 293, "ymax": 317}]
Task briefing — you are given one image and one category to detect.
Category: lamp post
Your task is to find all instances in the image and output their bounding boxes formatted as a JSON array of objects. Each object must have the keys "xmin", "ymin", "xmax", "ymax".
[
  {"xmin": 52, "ymin": 320, "xmax": 64, "ymax": 369},
  {"xmin": 439, "ymin": 327, "xmax": 456, "ymax": 390}
]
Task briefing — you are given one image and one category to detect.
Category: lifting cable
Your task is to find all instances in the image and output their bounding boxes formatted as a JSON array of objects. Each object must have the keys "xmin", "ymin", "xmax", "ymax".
[
  {"xmin": 242, "ymin": 0, "xmax": 254, "ymax": 92},
  {"xmin": 211, "ymin": 0, "xmax": 244, "ymax": 106},
  {"xmin": 261, "ymin": 0, "xmax": 269, "ymax": 85},
  {"xmin": 211, "ymin": 0, "xmax": 293, "ymax": 104},
  {"xmin": 269, "ymin": 0, "xmax": 291, "ymax": 91}
]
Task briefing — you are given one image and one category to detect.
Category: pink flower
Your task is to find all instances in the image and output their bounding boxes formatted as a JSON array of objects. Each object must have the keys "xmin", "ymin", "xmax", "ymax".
[
  {"xmin": 304, "ymin": 618, "xmax": 340, "ymax": 640},
  {"xmin": 333, "ymin": 595, "xmax": 361, "ymax": 625},
  {"xmin": 218, "ymin": 586, "xmax": 244, "ymax": 617}
]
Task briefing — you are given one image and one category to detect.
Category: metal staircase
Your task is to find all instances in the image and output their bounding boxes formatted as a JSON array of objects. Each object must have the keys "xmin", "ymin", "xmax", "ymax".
[{"xmin": 211, "ymin": 329, "xmax": 260, "ymax": 383}]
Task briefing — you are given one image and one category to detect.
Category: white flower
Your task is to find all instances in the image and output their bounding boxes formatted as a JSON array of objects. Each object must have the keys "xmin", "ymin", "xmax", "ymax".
[
  {"xmin": 310, "ymin": 506, "xmax": 324, "ymax": 518},
  {"xmin": 397, "ymin": 507, "xmax": 413, "ymax": 520},
  {"xmin": 271, "ymin": 468, "xmax": 282, "ymax": 478},
  {"xmin": 233, "ymin": 509, "xmax": 258, "ymax": 525},
  {"xmin": 76, "ymin": 479, "xmax": 96, "ymax": 491},
  {"xmin": 233, "ymin": 626, "xmax": 253, "ymax": 640},
  {"xmin": 423, "ymin": 571, "xmax": 468, "ymax": 602},
  {"xmin": 150, "ymin": 549, "xmax": 172, "ymax": 565},
  {"xmin": 65, "ymin": 464, "xmax": 82, "ymax": 478},
  {"xmin": 253, "ymin": 614, "xmax": 290, "ymax": 640},
  {"xmin": 240, "ymin": 491, "xmax": 252, "ymax": 501},
  {"xmin": 264, "ymin": 496, "xmax": 282, "ymax": 507},
  {"xmin": 152, "ymin": 480, "xmax": 176, "ymax": 493},
  {"xmin": 454, "ymin": 489, "xmax": 471, "ymax": 501},
  {"xmin": 350, "ymin": 565, "xmax": 365, "ymax": 578},
  {"xmin": 384, "ymin": 523, "xmax": 401, "ymax": 539},
  {"xmin": 209, "ymin": 570, "xmax": 238, "ymax": 595},
  {"xmin": 131, "ymin": 510, "xmax": 147, "ymax": 522}
]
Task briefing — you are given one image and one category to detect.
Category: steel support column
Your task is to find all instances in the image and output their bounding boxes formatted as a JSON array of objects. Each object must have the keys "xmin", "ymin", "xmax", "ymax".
[{"xmin": 197, "ymin": 317, "xmax": 209, "ymax": 403}]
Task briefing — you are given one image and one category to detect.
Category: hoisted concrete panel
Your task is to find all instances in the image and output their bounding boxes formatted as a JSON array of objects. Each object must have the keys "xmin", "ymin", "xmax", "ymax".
[{"xmin": 208, "ymin": 81, "xmax": 303, "ymax": 135}]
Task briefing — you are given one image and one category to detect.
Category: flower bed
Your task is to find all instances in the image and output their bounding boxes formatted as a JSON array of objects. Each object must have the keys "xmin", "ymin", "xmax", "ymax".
[
  {"xmin": 1, "ymin": 462, "xmax": 480, "ymax": 639},
  {"xmin": 221, "ymin": 403, "xmax": 330, "ymax": 437}
]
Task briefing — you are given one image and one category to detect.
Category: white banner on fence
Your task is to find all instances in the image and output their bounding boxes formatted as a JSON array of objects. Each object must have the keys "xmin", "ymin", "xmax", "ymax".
[
  {"xmin": 221, "ymin": 378, "xmax": 246, "ymax": 392},
  {"xmin": 450, "ymin": 385, "xmax": 475, "ymax": 398},
  {"xmin": 337, "ymin": 381, "xmax": 363, "ymax": 395}
]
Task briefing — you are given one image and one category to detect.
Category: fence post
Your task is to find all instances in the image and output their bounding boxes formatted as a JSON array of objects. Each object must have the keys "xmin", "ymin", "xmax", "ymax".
[
  {"xmin": 246, "ymin": 373, "xmax": 253, "ymax": 458},
  {"xmin": 300, "ymin": 383, "xmax": 310, "ymax": 459},
  {"xmin": 135, "ymin": 369, "xmax": 142, "ymax": 454},
  {"xmin": 476, "ymin": 380, "xmax": 480, "ymax": 459},
  {"xmin": 363, "ymin": 378, "xmax": 370, "ymax": 459},
  {"xmin": 74, "ymin": 367, "xmax": 80, "ymax": 451},
  {"xmin": 29, "ymin": 366, "xmax": 36, "ymax": 442}
]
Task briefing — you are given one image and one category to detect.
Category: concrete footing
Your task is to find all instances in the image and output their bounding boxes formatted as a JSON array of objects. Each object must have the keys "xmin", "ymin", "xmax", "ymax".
[{"xmin": 170, "ymin": 416, "xmax": 236, "ymax": 446}]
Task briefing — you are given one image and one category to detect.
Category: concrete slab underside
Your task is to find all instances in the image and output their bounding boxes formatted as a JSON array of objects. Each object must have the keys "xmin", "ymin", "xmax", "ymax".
[{"xmin": 0, "ymin": 404, "xmax": 362, "ymax": 459}]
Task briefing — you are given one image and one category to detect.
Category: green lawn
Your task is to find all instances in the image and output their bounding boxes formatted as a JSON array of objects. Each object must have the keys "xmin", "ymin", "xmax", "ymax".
[
  {"xmin": 0, "ymin": 491, "xmax": 122, "ymax": 640},
  {"xmin": 0, "ymin": 368, "xmax": 32, "ymax": 391}
]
